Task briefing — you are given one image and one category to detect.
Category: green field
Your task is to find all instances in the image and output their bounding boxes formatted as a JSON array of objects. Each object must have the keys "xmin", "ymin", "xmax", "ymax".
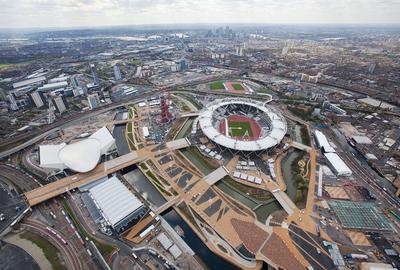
[
  {"xmin": 20, "ymin": 231, "xmax": 67, "ymax": 270},
  {"xmin": 228, "ymin": 121, "xmax": 253, "ymax": 137},
  {"xmin": 232, "ymin": 83, "xmax": 244, "ymax": 91},
  {"xmin": 209, "ymin": 81, "xmax": 225, "ymax": 90}
]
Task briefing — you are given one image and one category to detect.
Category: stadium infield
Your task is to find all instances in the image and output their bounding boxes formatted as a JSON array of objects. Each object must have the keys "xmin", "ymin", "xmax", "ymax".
[
  {"xmin": 224, "ymin": 81, "xmax": 247, "ymax": 93},
  {"xmin": 209, "ymin": 81, "xmax": 225, "ymax": 90},
  {"xmin": 219, "ymin": 115, "xmax": 261, "ymax": 140}
]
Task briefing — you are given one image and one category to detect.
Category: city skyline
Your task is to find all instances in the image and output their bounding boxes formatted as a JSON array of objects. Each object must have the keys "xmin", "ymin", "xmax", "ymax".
[{"xmin": 1, "ymin": 0, "xmax": 400, "ymax": 29}]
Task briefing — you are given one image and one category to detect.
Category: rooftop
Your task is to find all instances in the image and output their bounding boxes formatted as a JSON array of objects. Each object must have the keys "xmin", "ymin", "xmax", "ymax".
[{"xmin": 89, "ymin": 176, "xmax": 143, "ymax": 227}]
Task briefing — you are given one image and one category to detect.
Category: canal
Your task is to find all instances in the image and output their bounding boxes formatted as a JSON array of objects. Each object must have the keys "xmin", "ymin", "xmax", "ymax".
[
  {"xmin": 113, "ymin": 124, "xmax": 130, "ymax": 156},
  {"xmin": 215, "ymin": 180, "xmax": 282, "ymax": 223},
  {"xmin": 113, "ymin": 111, "xmax": 131, "ymax": 156},
  {"xmin": 281, "ymin": 149, "xmax": 304, "ymax": 202},
  {"xmin": 123, "ymin": 168, "xmax": 166, "ymax": 208},
  {"xmin": 175, "ymin": 117, "xmax": 195, "ymax": 139},
  {"xmin": 162, "ymin": 209, "xmax": 239, "ymax": 270}
]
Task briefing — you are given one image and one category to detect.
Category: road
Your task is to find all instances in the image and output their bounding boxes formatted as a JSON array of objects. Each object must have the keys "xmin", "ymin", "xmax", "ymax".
[{"xmin": 21, "ymin": 218, "xmax": 82, "ymax": 270}]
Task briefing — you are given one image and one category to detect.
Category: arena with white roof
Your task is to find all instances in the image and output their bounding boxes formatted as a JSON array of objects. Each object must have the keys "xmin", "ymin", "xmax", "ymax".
[
  {"xmin": 88, "ymin": 176, "xmax": 145, "ymax": 233},
  {"xmin": 198, "ymin": 98, "xmax": 287, "ymax": 152},
  {"xmin": 39, "ymin": 126, "xmax": 115, "ymax": 173}
]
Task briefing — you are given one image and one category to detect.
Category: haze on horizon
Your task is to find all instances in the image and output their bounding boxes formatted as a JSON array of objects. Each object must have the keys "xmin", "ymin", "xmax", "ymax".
[{"xmin": 0, "ymin": 0, "xmax": 400, "ymax": 29}]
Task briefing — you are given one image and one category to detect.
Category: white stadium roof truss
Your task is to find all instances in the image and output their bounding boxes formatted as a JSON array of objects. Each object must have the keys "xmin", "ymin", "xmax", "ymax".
[{"xmin": 198, "ymin": 98, "xmax": 287, "ymax": 152}]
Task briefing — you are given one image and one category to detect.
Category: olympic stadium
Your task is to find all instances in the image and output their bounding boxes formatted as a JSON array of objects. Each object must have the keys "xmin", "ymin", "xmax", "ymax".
[{"xmin": 197, "ymin": 98, "xmax": 287, "ymax": 153}]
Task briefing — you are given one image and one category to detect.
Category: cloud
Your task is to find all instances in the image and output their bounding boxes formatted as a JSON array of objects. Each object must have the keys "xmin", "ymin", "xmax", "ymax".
[{"xmin": 0, "ymin": 0, "xmax": 399, "ymax": 28}]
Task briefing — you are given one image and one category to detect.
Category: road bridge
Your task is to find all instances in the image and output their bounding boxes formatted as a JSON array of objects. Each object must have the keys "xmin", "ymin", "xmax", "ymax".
[{"xmin": 24, "ymin": 139, "xmax": 190, "ymax": 206}]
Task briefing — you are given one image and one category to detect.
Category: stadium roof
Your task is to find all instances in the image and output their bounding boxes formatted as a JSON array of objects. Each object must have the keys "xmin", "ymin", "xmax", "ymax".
[
  {"xmin": 39, "ymin": 126, "xmax": 115, "ymax": 173},
  {"xmin": 198, "ymin": 98, "xmax": 286, "ymax": 151},
  {"xmin": 89, "ymin": 176, "xmax": 143, "ymax": 227}
]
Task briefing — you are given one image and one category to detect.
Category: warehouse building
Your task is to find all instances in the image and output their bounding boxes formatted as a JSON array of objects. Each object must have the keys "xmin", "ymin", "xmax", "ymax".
[
  {"xmin": 324, "ymin": 153, "xmax": 352, "ymax": 177},
  {"xmin": 314, "ymin": 130, "xmax": 335, "ymax": 153},
  {"xmin": 89, "ymin": 176, "xmax": 145, "ymax": 233}
]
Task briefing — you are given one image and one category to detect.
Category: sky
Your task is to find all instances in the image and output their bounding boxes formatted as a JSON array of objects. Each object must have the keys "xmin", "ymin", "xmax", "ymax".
[{"xmin": 0, "ymin": 0, "xmax": 400, "ymax": 29}]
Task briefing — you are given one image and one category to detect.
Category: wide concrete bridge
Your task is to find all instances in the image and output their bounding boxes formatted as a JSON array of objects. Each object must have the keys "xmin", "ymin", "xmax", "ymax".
[{"xmin": 24, "ymin": 138, "xmax": 190, "ymax": 206}]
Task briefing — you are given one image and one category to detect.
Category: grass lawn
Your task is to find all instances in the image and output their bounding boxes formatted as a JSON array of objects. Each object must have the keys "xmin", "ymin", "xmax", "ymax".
[
  {"xmin": 20, "ymin": 231, "xmax": 67, "ymax": 270},
  {"xmin": 257, "ymin": 87, "xmax": 273, "ymax": 94},
  {"xmin": 179, "ymin": 147, "xmax": 218, "ymax": 175},
  {"xmin": 209, "ymin": 81, "xmax": 225, "ymax": 90},
  {"xmin": 228, "ymin": 121, "xmax": 253, "ymax": 137},
  {"xmin": 232, "ymin": 83, "xmax": 244, "ymax": 91}
]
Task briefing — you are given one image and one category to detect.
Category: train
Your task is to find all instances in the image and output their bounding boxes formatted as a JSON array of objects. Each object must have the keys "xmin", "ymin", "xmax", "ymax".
[{"xmin": 46, "ymin": 226, "xmax": 68, "ymax": 245}]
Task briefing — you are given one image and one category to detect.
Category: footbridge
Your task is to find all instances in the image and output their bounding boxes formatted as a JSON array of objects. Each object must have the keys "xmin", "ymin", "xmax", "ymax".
[
  {"xmin": 203, "ymin": 166, "xmax": 229, "ymax": 186},
  {"xmin": 271, "ymin": 189, "xmax": 297, "ymax": 216},
  {"xmin": 24, "ymin": 139, "xmax": 190, "ymax": 206},
  {"xmin": 290, "ymin": 141, "xmax": 312, "ymax": 153},
  {"xmin": 179, "ymin": 112, "xmax": 200, "ymax": 118},
  {"xmin": 154, "ymin": 196, "xmax": 182, "ymax": 215}
]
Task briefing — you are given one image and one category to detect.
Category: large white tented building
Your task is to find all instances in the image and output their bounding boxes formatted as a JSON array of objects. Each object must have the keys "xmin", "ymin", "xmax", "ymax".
[
  {"xmin": 324, "ymin": 153, "xmax": 352, "ymax": 177},
  {"xmin": 314, "ymin": 130, "xmax": 335, "ymax": 153},
  {"xmin": 88, "ymin": 177, "xmax": 145, "ymax": 233},
  {"xmin": 39, "ymin": 127, "xmax": 115, "ymax": 173}
]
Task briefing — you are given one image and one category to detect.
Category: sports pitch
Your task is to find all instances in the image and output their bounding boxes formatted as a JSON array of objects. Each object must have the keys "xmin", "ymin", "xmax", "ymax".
[
  {"xmin": 209, "ymin": 81, "xmax": 225, "ymax": 90},
  {"xmin": 228, "ymin": 121, "xmax": 253, "ymax": 137},
  {"xmin": 232, "ymin": 83, "xmax": 244, "ymax": 91}
]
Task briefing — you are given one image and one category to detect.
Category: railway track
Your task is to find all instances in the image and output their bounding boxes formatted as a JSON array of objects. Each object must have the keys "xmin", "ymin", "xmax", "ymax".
[
  {"xmin": 340, "ymin": 152, "xmax": 400, "ymax": 209},
  {"xmin": 21, "ymin": 218, "xmax": 82, "ymax": 270},
  {"xmin": 0, "ymin": 164, "xmax": 39, "ymax": 192}
]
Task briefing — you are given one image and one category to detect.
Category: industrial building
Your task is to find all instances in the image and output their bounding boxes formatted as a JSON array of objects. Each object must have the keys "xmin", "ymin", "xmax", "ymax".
[
  {"xmin": 38, "ymin": 81, "xmax": 68, "ymax": 92},
  {"xmin": 13, "ymin": 76, "xmax": 46, "ymax": 89},
  {"xmin": 324, "ymin": 152, "xmax": 352, "ymax": 176},
  {"xmin": 39, "ymin": 127, "xmax": 115, "ymax": 173},
  {"xmin": 88, "ymin": 176, "xmax": 145, "ymax": 233},
  {"xmin": 314, "ymin": 130, "xmax": 336, "ymax": 153}
]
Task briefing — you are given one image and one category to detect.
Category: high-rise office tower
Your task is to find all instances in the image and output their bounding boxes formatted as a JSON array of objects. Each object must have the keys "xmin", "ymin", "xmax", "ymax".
[
  {"xmin": 113, "ymin": 65, "xmax": 122, "ymax": 81},
  {"xmin": 87, "ymin": 93, "xmax": 101, "ymax": 109},
  {"xmin": 90, "ymin": 63, "xmax": 99, "ymax": 85}
]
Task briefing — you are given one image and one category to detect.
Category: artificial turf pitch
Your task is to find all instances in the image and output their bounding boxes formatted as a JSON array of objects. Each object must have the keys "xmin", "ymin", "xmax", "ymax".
[
  {"xmin": 209, "ymin": 81, "xmax": 225, "ymax": 90},
  {"xmin": 228, "ymin": 121, "xmax": 253, "ymax": 137}
]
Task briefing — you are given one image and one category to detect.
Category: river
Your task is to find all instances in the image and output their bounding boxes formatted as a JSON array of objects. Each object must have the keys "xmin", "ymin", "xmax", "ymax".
[{"xmin": 162, "ymin": 209, "xmax": 239, "ymax": 270}]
